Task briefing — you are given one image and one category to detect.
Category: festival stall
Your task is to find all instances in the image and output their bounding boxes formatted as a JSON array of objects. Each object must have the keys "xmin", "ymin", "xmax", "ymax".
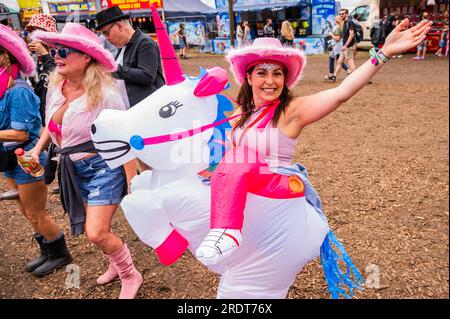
[
  {"xmin": 378, "ymin": 0, "xmax": 449, "ymax": 53},
  {"xmin": 212, "ymin": 0, "xmax": 337, "ymax": 55},
  {"xmin": 0, "ymin": 0, "xmax": 21, "ymax": 28},
  {"xmin": 98, "ymin": 0, "xmax": 164, "ymax": 35},
  {"xmin": 40, "ymin": 0, "xmax": 98, "ymax": 29},
  {"xmin": 351, "ymin": 0, "xmax": 449, "ymax": 52},
  {"xmin": 162, "ymin": 0, "xmax": 216, "ymax": 51},
  {"xmin": 97, "ymin": 0, "xmax": 214, "ymax": 46}
]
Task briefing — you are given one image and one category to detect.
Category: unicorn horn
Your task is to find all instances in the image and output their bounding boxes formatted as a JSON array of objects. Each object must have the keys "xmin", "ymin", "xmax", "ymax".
[{"xmin": 151, "ymin": 5, "xmax": 184, "ymax": 86}]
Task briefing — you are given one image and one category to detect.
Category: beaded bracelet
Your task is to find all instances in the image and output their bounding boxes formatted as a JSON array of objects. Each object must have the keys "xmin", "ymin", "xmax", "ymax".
[{"xmin": 369, "ymin": 48, "xmax": 380, "ymax": 65}]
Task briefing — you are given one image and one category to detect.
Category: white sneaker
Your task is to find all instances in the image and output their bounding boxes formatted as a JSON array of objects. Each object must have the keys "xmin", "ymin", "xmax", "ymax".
[{"xmin": 195, "ymin": 228, "xmax": 242, "ymax": 266}]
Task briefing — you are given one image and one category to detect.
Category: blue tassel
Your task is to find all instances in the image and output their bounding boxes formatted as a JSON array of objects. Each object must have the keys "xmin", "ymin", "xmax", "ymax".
[
  {"xmin": 320, "ymin": 230, "xmax": 365, "ymax": 299},
  {"xmin": 199, "ymin": 66, "xmax": 207, "ymax": 79}
]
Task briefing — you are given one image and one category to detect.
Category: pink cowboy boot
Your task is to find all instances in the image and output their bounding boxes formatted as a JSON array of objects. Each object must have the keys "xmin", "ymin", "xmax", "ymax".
[
  {"xmin": 109, "ymin": 243, "xmax": 143, "ymax": 299},
  {"xmin": 96, "ymin": 254, "xmax": 118, "ymax": 285}
]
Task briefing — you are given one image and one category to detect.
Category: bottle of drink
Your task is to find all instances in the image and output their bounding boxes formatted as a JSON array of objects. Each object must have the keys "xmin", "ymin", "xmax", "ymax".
[{"xmin": 14, "ymin": 148, "xmax": 44, "ymax": 177}]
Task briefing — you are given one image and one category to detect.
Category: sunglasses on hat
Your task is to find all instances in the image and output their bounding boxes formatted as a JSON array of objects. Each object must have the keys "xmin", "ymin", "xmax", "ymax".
[{"xmin": 49, "ymin": 46, "xmax": 83, "ymax": 59}]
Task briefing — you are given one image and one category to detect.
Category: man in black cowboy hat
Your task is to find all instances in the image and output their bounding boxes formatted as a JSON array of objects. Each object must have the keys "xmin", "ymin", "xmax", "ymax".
[{"xmin": 96, "ymin": 6, "xmax": 165, "ymax": 108}]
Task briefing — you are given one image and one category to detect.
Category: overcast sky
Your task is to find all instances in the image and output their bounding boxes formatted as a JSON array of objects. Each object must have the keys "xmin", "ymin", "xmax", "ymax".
[{"xmin": 339, "ymin": 0, "xmax": 361, "ymax": 10}]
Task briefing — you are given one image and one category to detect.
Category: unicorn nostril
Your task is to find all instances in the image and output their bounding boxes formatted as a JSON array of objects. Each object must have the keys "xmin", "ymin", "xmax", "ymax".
[{"xmin": 91, "ymin": 124, "xmax": 96, "ymax": 134}]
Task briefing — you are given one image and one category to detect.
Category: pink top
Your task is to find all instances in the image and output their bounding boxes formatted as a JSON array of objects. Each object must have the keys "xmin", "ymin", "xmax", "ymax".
[
  {"xmin": 232, "ymin": 106, "xmax": 297, "ymax": 168},
  {"xmin": 45, "ymin": 82, "xmax": 126, "ymax": 161}
]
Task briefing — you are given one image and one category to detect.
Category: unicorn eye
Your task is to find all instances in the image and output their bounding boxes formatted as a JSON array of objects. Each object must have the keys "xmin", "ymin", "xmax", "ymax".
[{"xmin": 159, "ymin": 100, "xmax": 183, "ymax": 118}]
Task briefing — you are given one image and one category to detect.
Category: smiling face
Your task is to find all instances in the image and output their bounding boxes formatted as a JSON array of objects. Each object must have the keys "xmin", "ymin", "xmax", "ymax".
[
  {"xmin": 53, "ymin": 46, "xmax": 91, "ymax": 78},
  {"xmin": 246, "ymin": 62, "xmax": 286, "ymax": 106}
]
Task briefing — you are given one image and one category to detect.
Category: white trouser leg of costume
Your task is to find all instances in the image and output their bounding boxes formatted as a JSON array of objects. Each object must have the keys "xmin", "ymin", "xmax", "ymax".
[
  {"xmin": 121, "ymin": 190, "xmax": 172, "ymax": 249},
  {"xmin": 129, "ymin": 170, "xmax": 153, "ymax": 192},
  {"xmin": 216, "ymin": 195, "xmax": 329, "ymax": 299}
]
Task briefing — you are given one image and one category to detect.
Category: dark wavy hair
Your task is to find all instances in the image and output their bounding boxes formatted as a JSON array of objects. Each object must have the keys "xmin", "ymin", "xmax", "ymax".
[
  {"xmin": 0, "ymin": 47, "xmax": 18, "ymax": 74},
  {"xmin": 235, "ymin": 65, "xmax": 293, "ymax": 128}
]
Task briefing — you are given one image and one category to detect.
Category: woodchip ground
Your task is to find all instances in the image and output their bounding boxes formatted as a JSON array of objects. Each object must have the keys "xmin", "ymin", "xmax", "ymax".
[{"xmin": 0, "ymin": 51, "xmax": 448, "ymax": 299}]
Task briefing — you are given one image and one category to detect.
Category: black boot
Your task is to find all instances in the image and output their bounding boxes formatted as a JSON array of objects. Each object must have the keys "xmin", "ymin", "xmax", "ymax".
[
  {"xmin": 33, "ymin": 233, "xmax": 72, "ymax": 277},
  {"xmin": 25, "ymin": 234, "xmax": 48, "ymax": 272}
]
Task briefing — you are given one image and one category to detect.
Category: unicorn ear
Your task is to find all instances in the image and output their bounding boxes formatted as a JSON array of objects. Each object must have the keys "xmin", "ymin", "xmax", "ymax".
[{"xmin": 193, "ymin": 67, "xmax": 228, "ymax": 97}]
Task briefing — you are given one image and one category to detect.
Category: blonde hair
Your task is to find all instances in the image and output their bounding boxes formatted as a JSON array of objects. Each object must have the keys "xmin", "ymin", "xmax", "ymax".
[
  {"xmin": 335, "ymin": 15, "xmax": 344, "ymax": 28},
  {"xmin": 49, "ymin": 61, "xmax": 116, "ymax": 110},
  {"xmin": 281, "ymin": 21, "xmax": 294, "ymax": 40}
]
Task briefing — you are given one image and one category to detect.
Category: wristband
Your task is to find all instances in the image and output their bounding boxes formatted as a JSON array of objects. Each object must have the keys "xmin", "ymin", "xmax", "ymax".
[{"xmin": 377, "ymin": 49, "xmax": 390, "ymax": 63}]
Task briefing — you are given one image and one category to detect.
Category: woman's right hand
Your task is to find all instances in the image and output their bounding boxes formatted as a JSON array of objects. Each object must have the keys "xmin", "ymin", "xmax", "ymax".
[
  {"xmin": 28, "ymin": 146, "xmax": 42, "ymax": 163},
  {"xmin": 382, "ymin": 18, "xmax": 433, "ymax": 57}
]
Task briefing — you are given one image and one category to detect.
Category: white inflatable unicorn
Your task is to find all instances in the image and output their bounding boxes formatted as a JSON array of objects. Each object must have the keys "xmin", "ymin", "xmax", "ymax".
[{"xmin": 91, "ymin": 6, "xmax": 363, "ymax": 298}]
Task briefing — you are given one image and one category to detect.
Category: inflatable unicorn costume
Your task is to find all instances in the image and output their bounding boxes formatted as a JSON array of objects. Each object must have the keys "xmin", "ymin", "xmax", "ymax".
[{"xmin": 91, "ymin": 6, "xmax": 364, "ymax": 298}]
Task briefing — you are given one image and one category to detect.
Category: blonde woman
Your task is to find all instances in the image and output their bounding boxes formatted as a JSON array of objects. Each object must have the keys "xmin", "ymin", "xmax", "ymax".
[
  {"xmin": 280, "ymin": 20, "xmax": 294, "ymax": 47},
  {"xmin": 236, "ymin": 23, "xmax": 244, "ymax": 48},
  {"xmin": 243, "ymin": 21, "xmax": 252, "ymax": 46},
  {"xmin": 31, "ymin": 23, "xmax": 142, "ymax": 299}
]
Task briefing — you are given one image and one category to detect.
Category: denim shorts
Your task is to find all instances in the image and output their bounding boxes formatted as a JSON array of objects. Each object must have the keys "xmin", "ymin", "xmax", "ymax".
[
  {"xmin": 73, "ymin": 154, "xmax": 126, "ymax": 206},
  {"xmin": 3, "ymin": 139, "xmax": 46, "ymax": 185},
  {"xmin": 417, "ymin": 39, "xmax": 427, "ymax": 50},
  {"xmin": 179, "ymin": 37, "xmax": 186, "ymax": 49}
]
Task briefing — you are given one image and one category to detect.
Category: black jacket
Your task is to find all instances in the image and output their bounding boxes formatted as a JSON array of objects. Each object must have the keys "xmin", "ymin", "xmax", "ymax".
[
  {"xmin": 29, "ymin": 54, "xmax": 55, "ymax": 126},
  {"xmin": 114, "ymin": 29, "xmax": 165, "ymax": 107}
]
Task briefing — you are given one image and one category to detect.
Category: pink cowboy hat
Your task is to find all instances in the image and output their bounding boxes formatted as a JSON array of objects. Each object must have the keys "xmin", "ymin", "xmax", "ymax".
[
  {"xmin": 26, "ymin": 13, "xmax": 57, "ymax": 33},
  {"xmin": 0, "ymin": 24, "xmax": 35, "ymax": 76},
  {"xmin": 226, "ymin": 38, "xmax": 306, "ymax": 89},
  {"xmin": 33, "ymin": 23, "xmax": 117, "ymax": 72}
]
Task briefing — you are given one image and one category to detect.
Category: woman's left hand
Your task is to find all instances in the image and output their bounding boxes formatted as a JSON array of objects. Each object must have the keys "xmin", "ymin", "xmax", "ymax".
[{"xmin": 382, "ymin": 18, "xmax": 433, "ymax": 58}]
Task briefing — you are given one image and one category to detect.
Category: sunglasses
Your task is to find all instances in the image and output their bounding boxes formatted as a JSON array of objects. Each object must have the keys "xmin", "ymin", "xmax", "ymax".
[{"xmin": 49, "ymin": 47, "xmax": 83, "ymax": 59}]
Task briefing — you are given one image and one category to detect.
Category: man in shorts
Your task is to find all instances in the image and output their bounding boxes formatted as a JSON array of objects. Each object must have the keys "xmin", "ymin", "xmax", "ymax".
[{"xmin": 340, "ymin": 8, "xmax": 357, "ymax": 72}]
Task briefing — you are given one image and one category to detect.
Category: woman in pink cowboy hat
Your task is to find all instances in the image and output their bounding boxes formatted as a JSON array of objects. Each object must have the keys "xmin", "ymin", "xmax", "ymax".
[
  {"xmin": 0, "ymin": 24, "xmax": 72, "ymax": 277},
  {"xmin": 196, "ymin": 18, "xmax": 433, "ymax": 272},
  {"xmin": 30, "ymin": 23, "xmax": 142, "ymax": 298}
]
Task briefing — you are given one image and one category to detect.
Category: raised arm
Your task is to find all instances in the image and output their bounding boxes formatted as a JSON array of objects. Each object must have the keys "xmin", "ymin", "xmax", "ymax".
[{"xmin": 288, "ymin": 19, "xmax": 432, "ymax": 132}]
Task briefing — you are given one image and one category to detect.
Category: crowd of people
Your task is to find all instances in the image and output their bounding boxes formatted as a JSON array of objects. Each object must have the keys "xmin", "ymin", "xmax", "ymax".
[{"xmin": 0, "ymin": 4, "xmax": 435, "ymax": 299}]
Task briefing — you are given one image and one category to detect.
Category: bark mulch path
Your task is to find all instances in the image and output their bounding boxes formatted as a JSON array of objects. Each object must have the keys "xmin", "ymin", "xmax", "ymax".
[{"xmin": 0, "ymin": 52, "xmax": 448, "ymax": 299}]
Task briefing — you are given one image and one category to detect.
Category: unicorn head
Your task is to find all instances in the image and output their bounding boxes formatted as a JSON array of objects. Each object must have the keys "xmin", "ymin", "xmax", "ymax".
[{"xmin": 91, "ymin": 6, "xmax": 232, "ymax": 171}]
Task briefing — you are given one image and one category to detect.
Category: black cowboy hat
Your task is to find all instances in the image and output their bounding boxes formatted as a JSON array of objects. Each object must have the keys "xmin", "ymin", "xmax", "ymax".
[{"xmin": 95, "ymin": 6, "xmax": 130, "ymax": 30}]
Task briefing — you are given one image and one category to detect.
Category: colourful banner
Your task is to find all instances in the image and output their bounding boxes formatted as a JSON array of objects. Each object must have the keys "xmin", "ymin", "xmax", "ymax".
[
  {"xmin": 48, "ymin": 1, "xmax": 97, "ymax": 15},
  {"xmin": 103, "ymin": 0, "xmax": 163, "ymax": 11},
  {"xmin": 211, "ymin": 38, "xmax": 232, "ymax": 54},
  {"xmin": 167, "ymin": 21, "xmax": 206, "ymax": 46},
  {"xmin": 293, "ymin": 37, "xmax": 324, "ymax": 55},
  {"xmin": 312, "ymin": 0, "xmax": 335, "ymax": 35}
]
